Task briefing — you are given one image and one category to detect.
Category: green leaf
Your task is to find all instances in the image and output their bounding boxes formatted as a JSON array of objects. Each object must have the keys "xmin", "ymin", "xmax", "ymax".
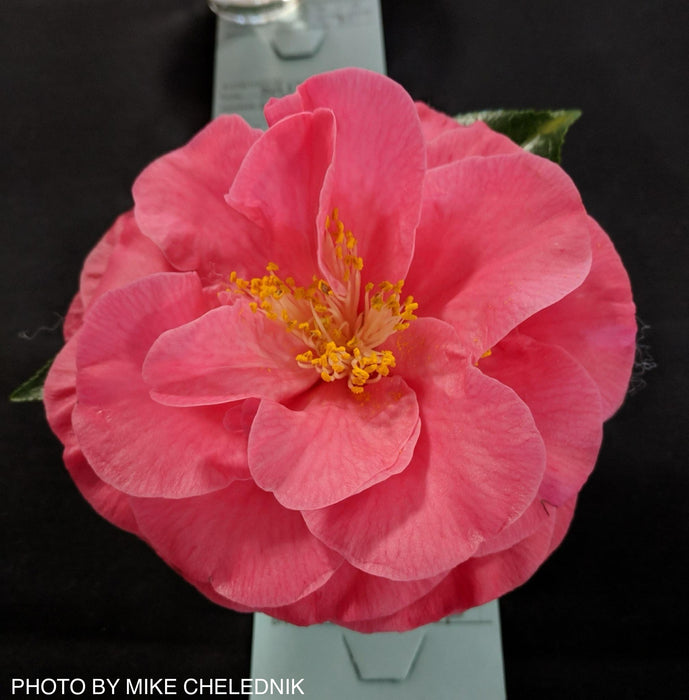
[
  {"xmin": 9, "ymin": 357, "xmax": 53, "ymax": 402},
  {"xmin": 454, "ymin": 109, "xmax": 582, "ymax": 163}
]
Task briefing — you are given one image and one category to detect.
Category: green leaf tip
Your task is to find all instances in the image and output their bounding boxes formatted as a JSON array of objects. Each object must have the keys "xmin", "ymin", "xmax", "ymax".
[
  {"xmin": 454, "ymin": 109, "xmax": 582, "ymax": 163},
  {"xmin": 9, "ymin": 357, "xmax": 54, "ymax": 403}
]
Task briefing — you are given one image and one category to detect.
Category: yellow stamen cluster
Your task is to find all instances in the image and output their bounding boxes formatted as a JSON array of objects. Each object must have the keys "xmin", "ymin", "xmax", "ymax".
[{"xmin": 228, "ymin": 209, "xmax": 418, "ymax": 394}]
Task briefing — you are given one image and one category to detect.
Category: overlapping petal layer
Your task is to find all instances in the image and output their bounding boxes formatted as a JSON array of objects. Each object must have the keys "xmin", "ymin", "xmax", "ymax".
[
  {"xmin": 72, "ymin": 273, "xmax": 250, "ymax": 498},
  {"xmin": 249, "ymin": 377, "xmax": 420, "ymax": 510},
  {"xmin": 265, "ymin": 68, "xmax": 426, "ymax": 286},
  {"xmin": 64, "ymin": 211, "xmax": 174, "ymax": 338},
  {"xmin": 480, "ymin": 332, "xmax": 603, "ymax": 506},
  {"xmin": 131, "ymin": 480, "xmax": 342, "ymax": 609},
  {"xmin": 415, "ymin": 103, "xmax": 523, "ymax": 168},
  {"xmin": 520, "ymin": 217, "xmax": 636, "ymax": 417},
  {"xmin": 144, "ymin": 302, "xmax": 315, "ymax": 406},
  {"xmin": 227, "ymin": 109, "xmax": 336, "ymax": 287},
  {"xmin": 407, "ymin": 153, "xmax": 593, "ymax": 358},
  {"xmin": 44, "ymin": 336, "xmax": 140, "ymax": 535},
  {"xmin": 133, "ymin": 116, "xmax": 263, "ymax": 284},
  {"xmin": 264, "ymin": 563, "xmax": 446, "ymax": 626},
  {"xmin": 302, "ymin": 319, "xmax": 546, "ymax": 580},
  {"xmin": 344, "ymin": 498, "xmax": 577, "ymax": 633}
]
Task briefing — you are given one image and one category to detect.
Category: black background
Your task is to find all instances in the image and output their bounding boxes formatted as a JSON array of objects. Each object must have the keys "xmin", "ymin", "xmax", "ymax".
[{"xmin": 2, "ymin": 1, "xmax": 688, "ymax": 697}]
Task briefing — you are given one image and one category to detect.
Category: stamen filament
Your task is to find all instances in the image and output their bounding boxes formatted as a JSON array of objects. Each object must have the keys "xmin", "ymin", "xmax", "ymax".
[{"xmin": 227, "ymin": 209, "xmax": 417, "ymax": 394}]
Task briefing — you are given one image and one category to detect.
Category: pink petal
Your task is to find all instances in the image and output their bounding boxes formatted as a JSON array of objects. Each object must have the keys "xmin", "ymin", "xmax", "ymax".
[
  {"xmin": 130, "ymin": 481, "xmax": 342, "ymax": 608},
  {"xmin": 43, "ymin": 336, "xmax": 140, "ymax": 534},
  {"xmin": 63, "ymin": 442, "xmax": 140, "ymax": 535},
  {"xmin": 520, "ymin": 217, "xmax": 636, "ymax": 418},
  {"xmin": 265, "ymin": 68, "xmax": 426, "ymax": 285},
  {"xmin": 89, "ymin": 210, "xmax": 174, "ymax": 298},
  {"xmin": 248, "ymin": 377, "xmax": 420, "ymax": 510},
  {"xmin": 132, "ymin": 115, "xmax": 264, "ymax": 284},
  {"xmin": 63, "ymin": 212, "xmax": 174, "ymax": 339},
  {"xmin": 63, "ymin": 293, "xmax": 84, "ymax": 341},
  {"xmin": 474, "ymin": 498, "xmax": 551, "ymax": 557},
  {"xmin": 44, "ymin": 337, "xmax": 80, "ymax": 441},
  {"xmin": 264, "ymin": 562, "xmax": 446, "ymax": 626},
  {"xmin": 303, "ymin": 319, "xmax": 546, "ymax": 580},
  {"xmin": 62, "ymin": 222, "xmax": 119, "ymax": 340},
  {"xmin": 406, "ymin": 153, "xmax": 592, "ymax": 359},
  {"xmin": 143, "ymin": 302, "xmax": 316, "ymax": 406},
  {"xmin": 72, "ymin": 273, "xmax": 249, "ymax": 498},
  {"xmin": 426, "ymin": 121, "xmax": 523, "ymax": 168},
  {"xmin": 415, "ymin": 101, "xmax": 462, "ymax": 141},
  {"xmin": 264, "ymin": 89, "xmax": 305, "ymax": 125},
  {"xmin": 78, "ymin": 219, "xmax": 118, "ymax": 309},
  {"xmin": 479, "ymin": 332, "xmax": 603, "ymax": 507},
  {"xmin": 548, "ymin": 496, "xmax": 577, "ymax": 554},
  {"xmin": 186, "ymin": 579, "xmax": 255, "ymax": 614},
  {"xmin": 346, "ymin": 503, "xmax": 563, "ymax": 632},
  {"xmin": 415, "ymin": 102, "xmax": 522, "ymax": 166},
  {"xmin": 227, "ymin": 109, "xmax": 336, "ymax": 286}
]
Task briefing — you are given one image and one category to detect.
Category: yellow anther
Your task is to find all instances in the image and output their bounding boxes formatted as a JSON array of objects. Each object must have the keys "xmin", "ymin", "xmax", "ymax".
[
  {"xmin": 226, "ymin": 207, "xmax": 418, "ymax": 395},
  {"xmin": 474, "ymin": 347, "xmax": 493, "ymax": 367},
  {"xmin": 351, "ymin": 366, "xmax": 370, "ymax": 381}
]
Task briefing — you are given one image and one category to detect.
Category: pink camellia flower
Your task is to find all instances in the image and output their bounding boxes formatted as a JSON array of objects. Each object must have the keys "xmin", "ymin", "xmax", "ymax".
[{"xmin": 43, "ymin": 68, "xmax": 636, "ymax": 632}]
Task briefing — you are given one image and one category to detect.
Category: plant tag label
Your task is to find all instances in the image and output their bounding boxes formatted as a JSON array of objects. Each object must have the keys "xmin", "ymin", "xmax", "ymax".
[
  {"xmin": 211, "ymin": 0, "xmax": 386, "ymax": 126},
  {"xmin": 251, "ymin": 601, "xmax": 506, "ymax": 699}
]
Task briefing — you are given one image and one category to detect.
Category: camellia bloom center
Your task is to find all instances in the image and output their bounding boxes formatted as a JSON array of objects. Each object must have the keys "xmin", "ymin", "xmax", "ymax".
[{"xmin": 230, "ymin": 209, "xmax": 418, "ymax": 393}]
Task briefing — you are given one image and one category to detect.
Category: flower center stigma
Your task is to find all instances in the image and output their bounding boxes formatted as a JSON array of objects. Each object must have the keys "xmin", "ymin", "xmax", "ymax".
[{"xmin": 229, "ymin": 209, "xmax": 418, "ymax": 394}]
